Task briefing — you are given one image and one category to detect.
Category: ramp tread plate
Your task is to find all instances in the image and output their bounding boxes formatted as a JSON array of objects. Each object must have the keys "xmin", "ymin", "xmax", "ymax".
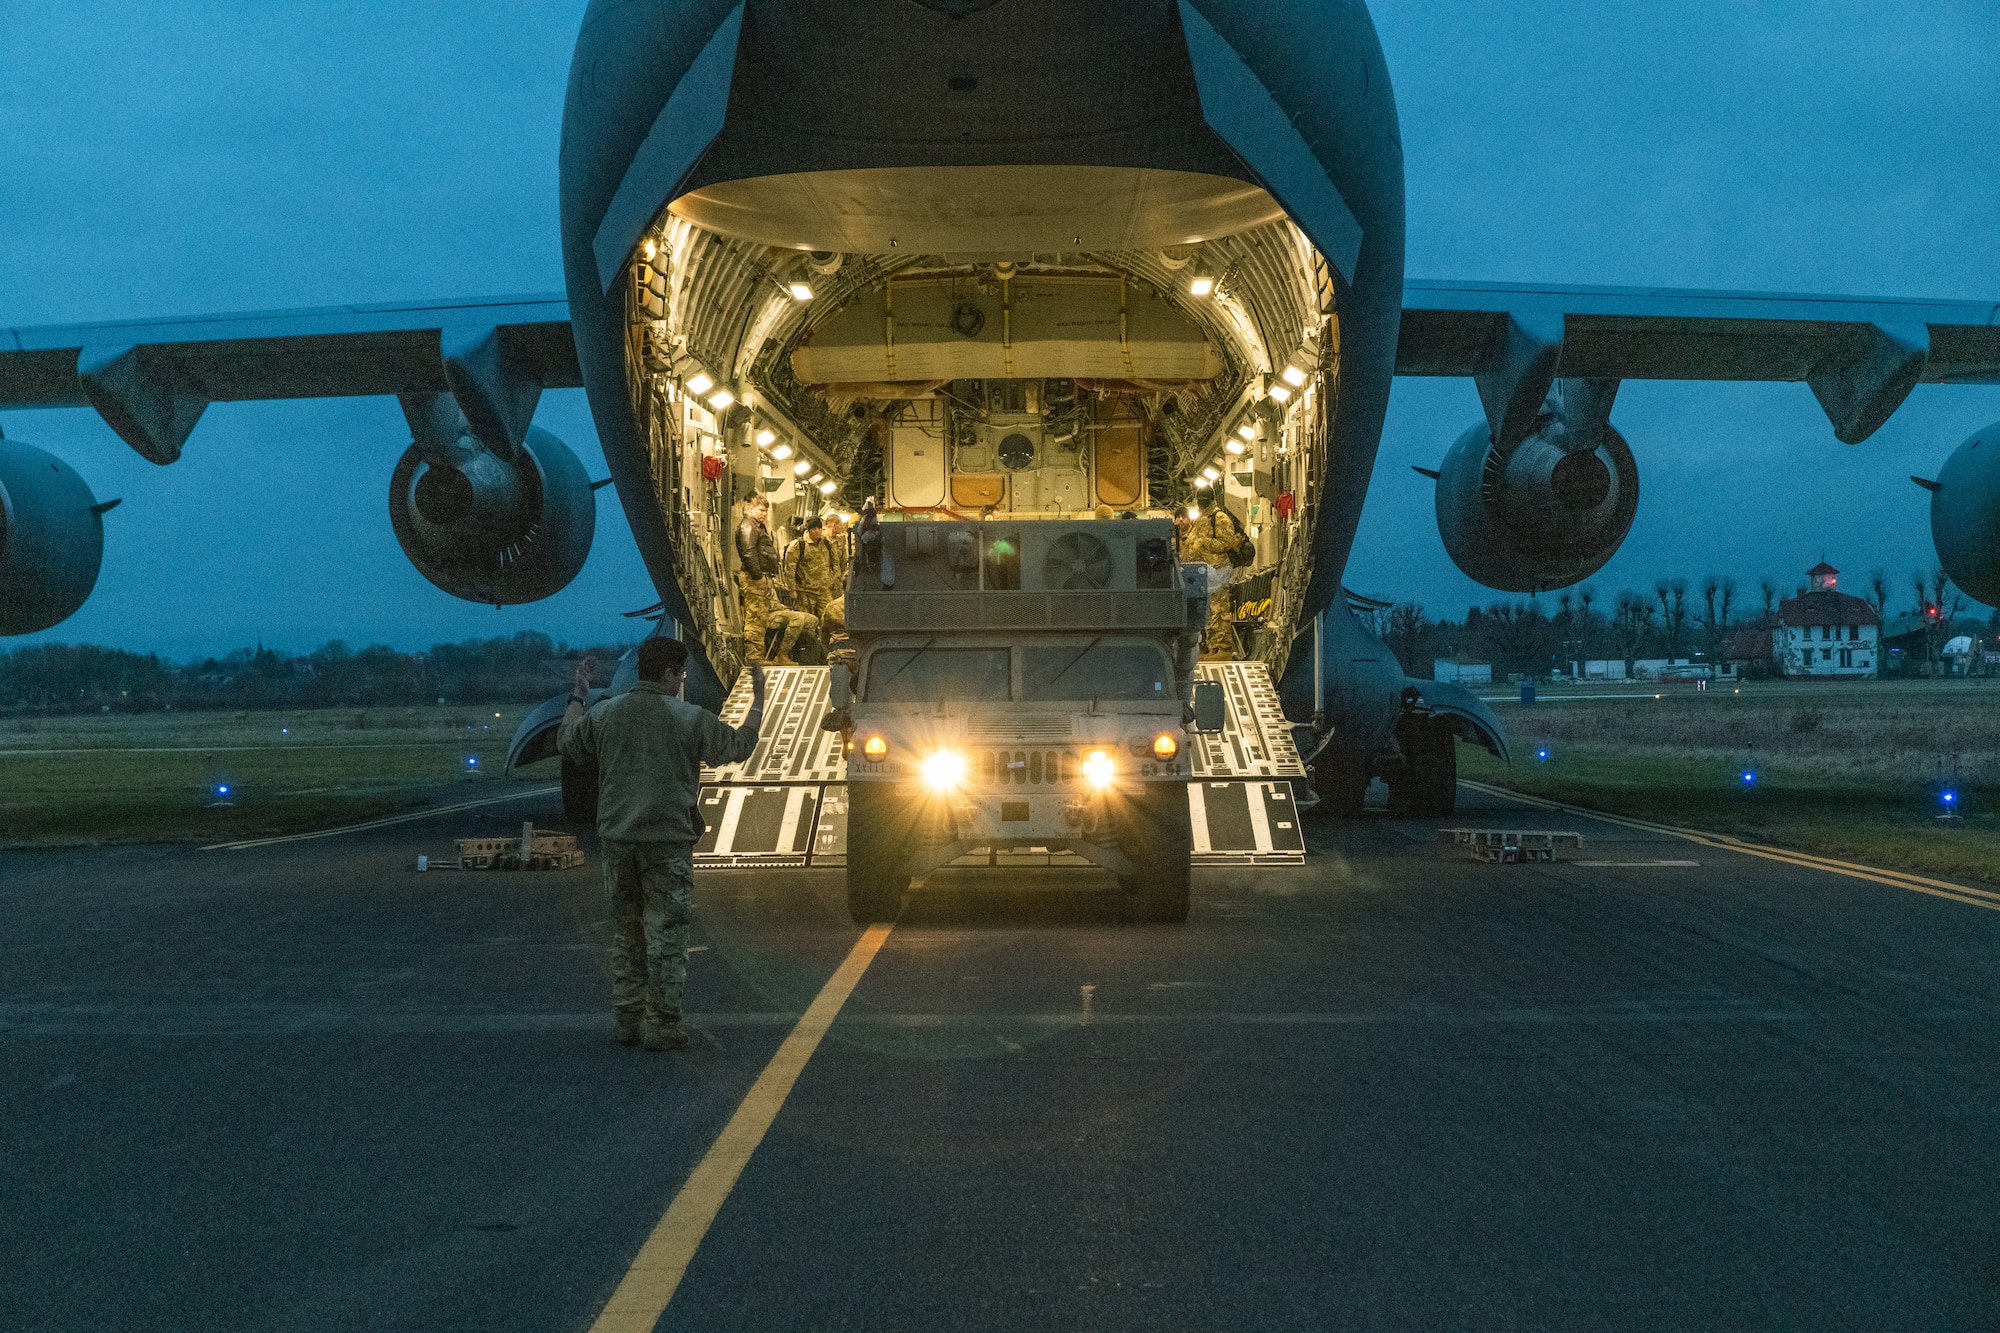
[
  {"xmin": 1190, "ymin": 662, "xmax": 1306, "ymax": 778},
  {"xmin": 694, "ymin": 784, "xmax": 820, "ymax": 864},
  {"xmin": 703, "ymin": 666, "xmax": 846, "ymax": 784},
  {"xmin": 1187, "ymin": 779, "xmax": 1306, "ymax": 861}
]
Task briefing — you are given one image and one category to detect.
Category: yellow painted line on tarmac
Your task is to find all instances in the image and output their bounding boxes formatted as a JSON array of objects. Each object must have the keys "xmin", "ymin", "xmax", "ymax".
[
  {"xmin": 1459, "ymin": 779, "xmax": 2000, "ymax": 913},
  {"xmin": 201, "ymin": 786, "xmax": 559, "ymax": 851},
  {"xmin": 587, "ymin": 923, "xmax": 895, "ymax": 1333}
]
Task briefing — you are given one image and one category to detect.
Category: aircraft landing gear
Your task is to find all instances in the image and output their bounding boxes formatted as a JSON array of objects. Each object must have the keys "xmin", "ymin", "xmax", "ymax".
[
  {"xmin": 560, "ymin": 757, "xmax": 600, "ymax": 824},
  {"xmin": 1311, "ymin": 750, "xmax": 1372, "ymax": 817},
  {"xmin": 1386, "ymin": 715, "xmax": 1457, "ymax": 817}
]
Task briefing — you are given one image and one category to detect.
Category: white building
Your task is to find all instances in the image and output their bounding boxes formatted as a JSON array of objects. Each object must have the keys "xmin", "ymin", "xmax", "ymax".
[
  {"xmin": 1776, "ymin": 563, "xmax": 1879, "ymax": 678},
  {"xmin": 1434, "ymin": 660, "xmax": 1492, "ymax": 685}
]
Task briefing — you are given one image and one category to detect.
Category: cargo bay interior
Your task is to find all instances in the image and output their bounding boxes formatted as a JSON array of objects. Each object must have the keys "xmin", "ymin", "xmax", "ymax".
[{"xmin": 620, "ymin": 165, "xmax": 1338, "ymax": 683}]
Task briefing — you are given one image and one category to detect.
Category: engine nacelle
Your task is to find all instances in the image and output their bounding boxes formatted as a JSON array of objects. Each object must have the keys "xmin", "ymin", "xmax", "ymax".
[
  {"xmin": 0, "ymin": 439, "xmax": 111, "ymax": 635},
  {"xmin": 1926, "ymin": 420, "xmax": 2000, "ymax": 606},
  {"xmin": 390, "ymin": 426, "xmax": 595, "ymax": 605},
  {"xmin": 1434, "ymin": 410, "xmax": 1638, "ymax": 593}
]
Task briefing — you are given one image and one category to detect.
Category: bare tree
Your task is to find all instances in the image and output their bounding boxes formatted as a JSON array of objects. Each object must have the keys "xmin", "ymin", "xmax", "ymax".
[
  {"xmin": 1654, "ymin": 577, "xmax": 1690, "ymax": 659},
  {"xmin": 1577, "ymin": 585, "xmax": 1598, "ymax": 659},
  {"xmin": 1867, "ymin": 568, "xmax": 1891, "ymax": 620},
  {"xmin": 1759, "ymin": 575, "xmax": 1779, "ymax": 622},
  {"xmin": 1384, "ymin": 602, "xmax": 1427, "ymax": 675},
  {"xmin": 1698, "ymin": 575, "xmax": 1737, "ymax": 673},
  {"xmin": 1613, "ymin": 590, "xmax": 1654, "ymax": 675}
]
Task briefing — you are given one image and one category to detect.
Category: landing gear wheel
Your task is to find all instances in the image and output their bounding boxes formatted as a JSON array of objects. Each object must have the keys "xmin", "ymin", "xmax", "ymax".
[
  {"xmin": 1116, "ymin": 785, "xmax": 1194, "ymax": 922},
  {"xmin": 1387, "ymin": 721, "xmax": 1457, "ymax": 818},
  {"xmin": 1312, "ymin": 750, "xmax": 1371, "ymax": 817},
  {"xmin": 845, "ymin": 781, "xmax": 912, "ymax": 924},
  {"xmin": 560, "ymin": 757, "xmax": 600, "ymax": 824}
]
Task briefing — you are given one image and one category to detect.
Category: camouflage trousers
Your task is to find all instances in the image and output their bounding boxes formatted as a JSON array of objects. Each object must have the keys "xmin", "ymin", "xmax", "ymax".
[
  {"xmin": 600, "ymin": 838, "xmax": 694, "ymax": 1023},
  {"xmin": 737, "ymin": 573, "xmax": 816, "ymax": 663},
  {"xmin": 1203, "ymin": 586, "xmax": 1239, "ymax": 659}
]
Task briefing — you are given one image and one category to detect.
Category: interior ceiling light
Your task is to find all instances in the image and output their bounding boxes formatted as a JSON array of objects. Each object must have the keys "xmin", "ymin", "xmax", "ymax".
[
  {"xmin": 685, "ymin": 371, "xmax": 714, "ymax": 395},
  {"xmin": 793, "ymin": 460, "xmax": 812, "ymax": 475},
  {"xmin": 787, "ymin": 282, "xmax": 815, "ymax": 301},
  {"xmin": 1237, "ymin": 423, "xmax": 1257, "ymax": 440},
  {"xmin": 1201, "ymin": 465, "xmax": 1221, "ymax": 481},
  {"xmin": 809, "ymin": 472, "xmax": 824, "ymax": 484},
  {"xmin": 1268, "ymin": 384, "xmax": 1292, "ymax": 403},
  {"xmin": 1281, "ymin": 365, "xmax": 1307, "ymax": 388},
  {"xmin": 707, "ymin": 389, "xmax": 736, "ymax": 411},
  {"xmin": 771, "ymin": 443, "xmax": 793, "ymax": 461},
  {"xmin": 1193, "ymin": 476, "xmax": 1213, "ymax": 489},
  {"xmin": 1224, "ymin": 439, "xmax": 1246, "ymax": 456},
  {"xmin": 755, "ymin": 428, "xmax": 776, "ymax": 447},
  {"xmin": 1188, "ymin": 276, "xmax": 1215, "ymax": 297},
  {"xmin": 1186, "ymin": 504, "xmax": 1202, "ymax": 517},
  {"xmin": 818, "ymin": 480, "xmax": 838, "ymax": 495}
]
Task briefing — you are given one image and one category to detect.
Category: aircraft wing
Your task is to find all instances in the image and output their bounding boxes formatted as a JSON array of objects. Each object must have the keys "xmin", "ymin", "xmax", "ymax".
[
  {"xmin": 6, "ymin": 282, "xmax": 1999, "ymax": 463},
  {"xmin": 1396, "ymin": 280, "xmax": 2000, "ymax": 446},
  {"xmin": 0, "ymin": 293, "xmax": 577, "ymax": 463}
]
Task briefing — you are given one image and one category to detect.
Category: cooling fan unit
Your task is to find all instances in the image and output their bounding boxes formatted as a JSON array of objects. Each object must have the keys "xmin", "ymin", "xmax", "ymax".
[{"xmin": 1044, "ymin": 531, "xmax": 1115, "ymax": 590}]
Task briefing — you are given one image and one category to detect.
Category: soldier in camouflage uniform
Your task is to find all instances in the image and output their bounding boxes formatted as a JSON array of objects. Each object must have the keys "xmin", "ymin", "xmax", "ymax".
[
  {"xmin": 782, "ymin": 516, "xmax": 840, "ymax": 621},
  {"xmin": 558, "ymin": 639, "xmax": 764, "ymax": 1051},
  {"xmin": 735, "ymin": 495, "xmax": 816, "ymax": 664},
  {"xmin": 1181, "ymin": 488, "xmax": 1247, "ymax": 659}
]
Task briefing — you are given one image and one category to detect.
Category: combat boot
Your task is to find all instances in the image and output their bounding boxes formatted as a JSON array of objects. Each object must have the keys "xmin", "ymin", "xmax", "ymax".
[
  {"xmin": 614, "ymin": 1011, "xmax": 642, "ymax": 1046},
  {"xmin": 643, "ymin": 1017, "xmax": 690, "ymax": 1052}
]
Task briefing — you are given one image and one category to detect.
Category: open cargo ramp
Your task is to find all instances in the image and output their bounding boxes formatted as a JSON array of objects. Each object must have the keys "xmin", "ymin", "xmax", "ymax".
[{"xmin": 694, "ymin": 662, "xmax": 1306, "ymax": 869}]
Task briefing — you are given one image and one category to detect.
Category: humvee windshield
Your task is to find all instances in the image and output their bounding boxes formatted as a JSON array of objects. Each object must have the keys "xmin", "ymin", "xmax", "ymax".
[
  {"xmin": 864, "ymin": 647, "xmax": 1010, "ymax": 702},
  {"xmin": 1021, "ymin": 644, "xmax": 1171, "ymax": 701}
]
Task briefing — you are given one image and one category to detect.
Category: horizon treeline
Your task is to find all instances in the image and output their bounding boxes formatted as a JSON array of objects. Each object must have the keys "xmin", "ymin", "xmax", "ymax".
[
  {"xmin": 1363, "ymin": 569, "xmax": 1994, "ymax": 679},
  {"xmin": 0, "ymin": 632, "xmax": 636, "ymax": 715}
]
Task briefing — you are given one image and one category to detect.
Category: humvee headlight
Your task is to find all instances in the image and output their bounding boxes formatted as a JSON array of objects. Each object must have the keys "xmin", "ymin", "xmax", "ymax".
[
  {"xmin": 921, "ymin": 749, "xmax": 966, "ymax": 791},
  {"xmin": 1152, "ymin": 733, "xmax": 1179, "ymax": 761},
  {"xmin": 1082, "ymin": 749, "xmax": 1115, "ymax": 788},
  {"xmin": 862, "ymin": 734, "xmax": 888, "ymax": 760}
]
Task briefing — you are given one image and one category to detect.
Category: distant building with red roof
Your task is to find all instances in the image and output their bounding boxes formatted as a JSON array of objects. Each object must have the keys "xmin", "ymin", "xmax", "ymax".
[{"xmin": 1775, "ymin": 563, "xmax": 1879, "ymax": 677}]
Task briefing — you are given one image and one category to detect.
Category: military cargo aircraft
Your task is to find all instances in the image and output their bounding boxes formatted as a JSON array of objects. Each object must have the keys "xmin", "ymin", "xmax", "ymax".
[{"xmin": 4, "ymin": 0, "xmax": 1999, "ymax": 822}]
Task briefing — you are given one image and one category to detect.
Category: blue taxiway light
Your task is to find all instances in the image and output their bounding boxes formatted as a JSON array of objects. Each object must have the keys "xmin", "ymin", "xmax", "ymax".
[
  {"xmin": 1535, "ymin": 746, "xmax": 1550, "ymax": 762},
  {"xmin": 1741, "ymin": 771, "xmax": 1757, "ymax": 786}
]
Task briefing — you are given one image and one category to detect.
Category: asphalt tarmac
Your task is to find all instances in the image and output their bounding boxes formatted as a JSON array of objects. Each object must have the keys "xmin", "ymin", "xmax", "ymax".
[{"xmin": 5, "ymin": 783, "xmax": 1999, "ymax": 1331}]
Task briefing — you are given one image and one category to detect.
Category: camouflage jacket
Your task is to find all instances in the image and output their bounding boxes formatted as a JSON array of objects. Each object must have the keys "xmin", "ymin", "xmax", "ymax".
[{"xmin": 557, "ymin": 681, "xmax": 758, "ymax": 842}]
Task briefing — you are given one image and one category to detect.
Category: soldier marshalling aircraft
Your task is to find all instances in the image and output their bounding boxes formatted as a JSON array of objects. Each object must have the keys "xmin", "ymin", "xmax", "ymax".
[{"xmin": 3, "ymin": 0, "xmax": 1998, "ymax": 810}]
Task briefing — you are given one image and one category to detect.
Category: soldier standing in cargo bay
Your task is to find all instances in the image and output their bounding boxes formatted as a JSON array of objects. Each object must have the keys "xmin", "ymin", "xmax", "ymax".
[
  {"xmin": 734, "ymin": 494, "xmax": 816, "ymax": 664},
  {"xmin": 1182, "ymin": 487, "xmax": 1247, "ymax": 659},
  {"xmin": 559, "ymin": 638, "xmax": 764, "ymax": 1050},
  {"xmin": 783, "ymin": 515, "xmax": 840, "ymax": 621}
]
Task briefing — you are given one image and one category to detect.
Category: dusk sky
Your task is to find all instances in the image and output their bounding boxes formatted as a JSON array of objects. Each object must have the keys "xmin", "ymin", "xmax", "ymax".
[{"xmin": 3, "ymin": 1, "xmax": 1997, "ymax": 657}]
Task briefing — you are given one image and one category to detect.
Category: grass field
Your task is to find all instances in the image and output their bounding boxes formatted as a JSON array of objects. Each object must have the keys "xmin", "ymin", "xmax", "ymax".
[
  {"xmin": 1461, "ymin": 678, "xmax": 2000, "ymax": 886},
  {"xmin": 0, "ymin": 705, "xmax": 554, "ymax": 847}
]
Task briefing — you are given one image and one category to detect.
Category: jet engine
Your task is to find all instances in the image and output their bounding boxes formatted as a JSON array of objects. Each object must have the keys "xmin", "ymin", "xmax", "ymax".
[
  {"xmin": 1432, "ymin": 393, "xmax": 1638, "ymax": 593},
  {"xmin": 1922, "ymin": 420, "xmax": 2000, "ymax": 606},
  {"xmin": 0, "ymin": 438, "xmax": 115, "ymax": 635},
  {"xmin": 389, "ymin": 424, "xmax": 595, "ymax": 605}
]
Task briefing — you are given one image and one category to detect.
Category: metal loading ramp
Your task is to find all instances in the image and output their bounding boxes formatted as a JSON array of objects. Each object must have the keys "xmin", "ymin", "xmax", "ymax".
[{"xmin": 694, "ymin": 662, "xmax": 1307, "ymax": 868}]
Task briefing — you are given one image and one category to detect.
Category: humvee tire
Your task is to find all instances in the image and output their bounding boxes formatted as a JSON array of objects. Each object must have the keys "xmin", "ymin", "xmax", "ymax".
[
  {"xmin": 846, "ymin": 780, "xmax": 912, "ymax": 924},
  {"xmin": 1117, "ymin": 783, "xmax": 1194, "ymax": 923}
]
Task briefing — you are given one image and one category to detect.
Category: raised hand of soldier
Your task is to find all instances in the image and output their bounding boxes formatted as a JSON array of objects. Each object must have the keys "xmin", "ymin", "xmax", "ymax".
[{"xmin": 572, "ymin": 655, "xmax": 596, "ymax": 700}]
